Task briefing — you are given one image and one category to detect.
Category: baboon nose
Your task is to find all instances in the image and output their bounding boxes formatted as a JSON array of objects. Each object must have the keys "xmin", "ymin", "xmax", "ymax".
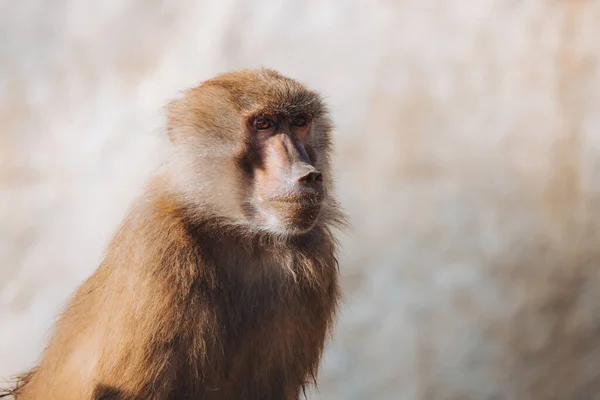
[
  {"xmin": 292, "ymin": 163, "xmax": 323, "ymax": 187},
  {"xmin": 297, "ymin": 171, "xmax": 323, "ymax": 185}
]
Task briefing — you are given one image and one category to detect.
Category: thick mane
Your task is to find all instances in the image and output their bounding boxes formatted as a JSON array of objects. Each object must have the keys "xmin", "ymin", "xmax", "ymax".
[
  {"xmin": 0, "ymin": 370, "xmax": 35, "ymax": 398},
  {"xmin": 201, "ymin": 69, "xmax": 328, "ymax": 119}
]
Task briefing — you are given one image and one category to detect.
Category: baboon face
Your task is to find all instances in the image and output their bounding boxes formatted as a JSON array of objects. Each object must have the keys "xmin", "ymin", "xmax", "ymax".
[
  {"xmin": 168, "ymin": 69, "xmax": 334, "ymax": 235},
  {"xmin": 242, "ymin": 111, "xmax": 325, "ymax": 234}
]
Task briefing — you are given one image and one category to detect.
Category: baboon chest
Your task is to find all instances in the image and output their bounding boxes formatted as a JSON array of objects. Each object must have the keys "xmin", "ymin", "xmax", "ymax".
[{"xmin": 208, "ymin": 261, "xmax": 327, "ymax": 391}]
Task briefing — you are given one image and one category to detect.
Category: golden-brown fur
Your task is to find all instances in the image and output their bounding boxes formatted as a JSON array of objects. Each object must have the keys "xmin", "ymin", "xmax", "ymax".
[{"xmin": 1, "ymin": 69, "xmax": 345, "ymax": 399}]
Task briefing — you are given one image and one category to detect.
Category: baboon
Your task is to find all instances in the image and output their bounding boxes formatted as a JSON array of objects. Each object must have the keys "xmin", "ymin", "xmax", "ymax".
[{"xmin": 1, "ymin": 69, "xmax": 346, "ymax": 399}]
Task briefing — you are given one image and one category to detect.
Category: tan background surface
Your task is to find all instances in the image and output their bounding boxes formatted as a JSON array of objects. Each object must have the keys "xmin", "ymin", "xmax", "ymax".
[{"xmin": 1, "ymin": 1, "xmax": 600, "ymax": 398}]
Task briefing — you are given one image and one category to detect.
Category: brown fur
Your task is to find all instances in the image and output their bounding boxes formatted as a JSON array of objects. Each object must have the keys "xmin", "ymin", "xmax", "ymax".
[{"xmin": 1, "ymin": 69, "xmax": 346, "ymax": 399}]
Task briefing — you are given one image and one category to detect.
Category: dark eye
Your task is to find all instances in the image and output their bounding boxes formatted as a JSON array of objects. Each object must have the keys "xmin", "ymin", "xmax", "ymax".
[
  {"xmin": 291, "ymin": 115, "xmax": 308, "ymax": 128},
  {"xmin": 255, "ymin": 116, "xmax": 273, "ymax": 130}
]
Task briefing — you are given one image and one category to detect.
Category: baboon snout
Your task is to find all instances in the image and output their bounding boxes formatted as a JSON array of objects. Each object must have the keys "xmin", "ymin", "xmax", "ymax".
[{"xmin": 291, "ymin": 163, "xmax": 323, "ymax": 187}]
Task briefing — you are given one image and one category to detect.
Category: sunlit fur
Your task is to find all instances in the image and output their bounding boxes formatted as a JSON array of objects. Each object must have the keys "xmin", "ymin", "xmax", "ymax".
[
  {"xmin": 1, "ymin": 69, "xmax": 346, "ymax": 399},
  {"xmin": 166, "ymin": 68, "xmax": 345, "ymax": 238}
]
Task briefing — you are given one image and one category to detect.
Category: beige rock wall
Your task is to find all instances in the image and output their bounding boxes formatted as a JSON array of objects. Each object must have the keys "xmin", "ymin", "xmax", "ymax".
[{"xmin": 1, "ymin": 1, "xmax": 600, "ymax": 398}]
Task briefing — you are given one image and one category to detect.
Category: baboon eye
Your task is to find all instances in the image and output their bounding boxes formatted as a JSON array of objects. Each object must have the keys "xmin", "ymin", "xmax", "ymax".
[
  {"xmin": 291, "ymin": 115, "xmax": 308, "ymax": 128},
  {"xmin": 255, "ymin": 116, "xmax": 273, "ymax": 130}
]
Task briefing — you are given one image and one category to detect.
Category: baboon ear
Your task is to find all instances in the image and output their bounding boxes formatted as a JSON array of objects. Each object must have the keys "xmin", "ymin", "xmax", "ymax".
[
  {"xmin": 165, "ymin": 99, "xmax": 180, "ymax": 142},
  {"xmin": 166, "ymin": 113, "xmax": 176, "ymax": 142},
  {"xmin": 164, "ymin": 88, "xmax": 192, "ymax": 142}
]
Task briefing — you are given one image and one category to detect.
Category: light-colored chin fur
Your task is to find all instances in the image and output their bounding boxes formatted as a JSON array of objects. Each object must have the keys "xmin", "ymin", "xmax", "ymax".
[{"xmin": 259, "ymin": 213, "xmax": 319, "ymax": 237}]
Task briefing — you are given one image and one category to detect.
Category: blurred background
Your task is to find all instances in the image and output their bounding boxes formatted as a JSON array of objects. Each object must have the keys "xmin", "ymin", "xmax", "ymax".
[{"xmin": 1, "ymin": 1, "xmax": 600, "ymax": 399}]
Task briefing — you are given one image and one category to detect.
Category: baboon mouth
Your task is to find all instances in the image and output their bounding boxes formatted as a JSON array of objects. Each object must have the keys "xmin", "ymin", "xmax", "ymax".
[
  {"xmin": 268, "ymin": 196, "xmax": 323, "ymax": 207},
  {"xmin": 280, "ymin": 201, "xmax": 321, "ymax": 209}
]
